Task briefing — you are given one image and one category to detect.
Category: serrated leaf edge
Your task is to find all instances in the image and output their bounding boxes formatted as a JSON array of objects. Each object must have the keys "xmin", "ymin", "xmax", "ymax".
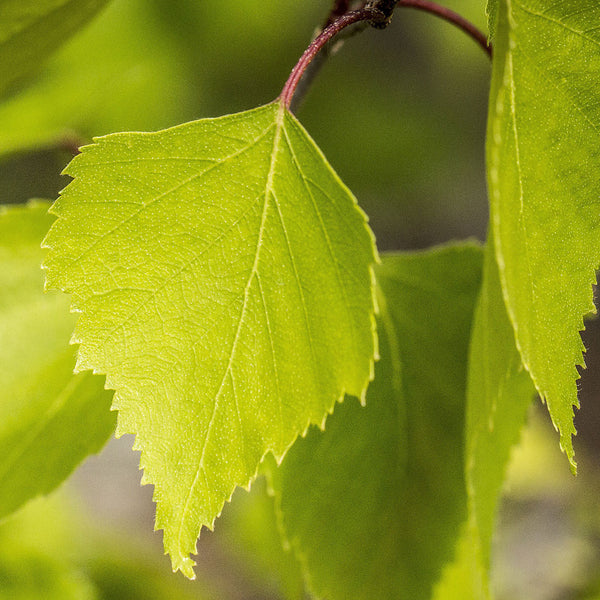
[
  {"xmin": 486, "ymin": 4, "xmax": 591, "ymax": 472},
  {"xmin": 40, "ymin": 100, "xmax": 379, "ymax": 577}
]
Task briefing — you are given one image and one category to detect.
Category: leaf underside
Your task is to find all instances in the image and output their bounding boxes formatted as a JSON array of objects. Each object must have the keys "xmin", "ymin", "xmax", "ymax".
[
  {"xmin": 273, "ymin": 243, "xmax": 483, "ymax": 600},
  {"xmin": 43, "ymin": 101, "xmax": 378, "ymax": 576},
  {"xmin": 488, "ymin": 0, "xmax": 600, "ymax": 468}
]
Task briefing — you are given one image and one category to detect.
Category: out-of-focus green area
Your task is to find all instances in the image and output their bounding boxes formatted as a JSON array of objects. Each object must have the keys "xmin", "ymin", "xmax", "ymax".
[
  {"xmin": 0, "ymin": 489, "xmax": 223, "ymax": 600},
  {"xmin": 2, "ymin": 1, "xmax": 600, "ymax": 598},
  {"xmin": 0, "ymin": 0, "xmax": 491, "ymax": 250}
]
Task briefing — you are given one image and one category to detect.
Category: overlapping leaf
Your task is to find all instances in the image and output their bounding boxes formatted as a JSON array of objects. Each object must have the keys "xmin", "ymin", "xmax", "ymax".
[
  {"xmin": 433, "ymin": 236, "xmax": 534, "ymax": 600},
  {"xmin": 0, "ymin": 0, "xmax": 110, "ymax": 97},
  {"xmin": 488, "ymin": 0, "xmax": 600, "ymax": 468},
  {"xmin": 43, "ymin": 101, "xmax": 378, "ymax": 577},
  {"xmin": 220, "ymin": 474, "xmax": 306, "ymax": 600},
  {"xmin": 271, "ymin": 244, "xmax": 482, "ymax": 599},
  {"xmin": 0, "ymin": 202, "xmax": 114, "ymax": 520},
  {"xmin": 465, "ymin": 235, "xmax": 534, "ymax": 571}
]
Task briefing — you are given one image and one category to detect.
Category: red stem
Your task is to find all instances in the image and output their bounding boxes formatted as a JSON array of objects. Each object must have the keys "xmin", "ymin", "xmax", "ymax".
[
  {"xmin": 279, "ymin": 1, "xmax": 491, "ymax": 110},
  {"xmin": 279, "ymin": 7, "xmax": 378, "ymax": 109},
  {"xmin": 397, "ymin": 0, "xmax": 491, "ymax": 58}
]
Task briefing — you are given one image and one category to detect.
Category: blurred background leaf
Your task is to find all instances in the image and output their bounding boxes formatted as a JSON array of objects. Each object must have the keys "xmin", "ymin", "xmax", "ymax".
[
  {"xmin": 0, "ymin": 0, "xmax": 111, "ymax": 98},
  {"xmin": 0, "ymin": 201, "xmax": 114, "ymax": 521},
  {"xmin": 0, "ymin": 489, "xmax": 221, "ymax": 600}
]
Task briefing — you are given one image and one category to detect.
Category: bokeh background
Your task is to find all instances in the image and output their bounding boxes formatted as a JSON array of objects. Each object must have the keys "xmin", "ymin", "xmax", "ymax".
[{"xmin": 2, "ymin": 1, "xmax": 600, "ymax": 598}]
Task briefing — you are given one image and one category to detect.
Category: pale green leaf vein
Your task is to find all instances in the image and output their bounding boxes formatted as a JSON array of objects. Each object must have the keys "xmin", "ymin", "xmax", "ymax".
[
  {"xmin": 65, "ymin": 124, "xmax": 276, "ymax": 269},
  {"xmin": 271, "ymin": 191, "xmax": 320, "ymax": 394},
  {"xmin": 504, "ymin": 25, "xmax": 537, "ymax": 344},
  {"xmin": 282, "ymin": 124, "xmax": 359, "ymax": 377},
  {"xmin": 96, "ymin": 192, "xmax": 265, "ymax": 352},
  {"xmin": 256, "ymin": 272, "xmax": 284, "ymax": 448},
  {"xmin": 176, "ymin": 111, "xmax": 283, "ymax": 550}
]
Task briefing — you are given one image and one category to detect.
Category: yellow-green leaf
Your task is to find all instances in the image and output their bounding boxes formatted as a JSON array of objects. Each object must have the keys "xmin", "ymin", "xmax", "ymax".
[
  {"xmin": 272, "ymin": 243, "xmax": 483, "ymax": 599},
  {"xmin": 434, "ymin": 235, "xmax": 534, "ymax": 600},
  {"xmin": 43, "ymin": 101, "xmax": 378, "ymax": 577},
  {"xmin": 488, "ymin": 0, "xmax": 600, "ymax": 468}
]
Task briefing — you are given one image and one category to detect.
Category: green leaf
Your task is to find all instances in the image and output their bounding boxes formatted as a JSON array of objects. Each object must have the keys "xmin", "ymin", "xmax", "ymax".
[
  {"xmin": 488, "ymin": 0, "xmax": 600, "ymax": 469},
  {"xmin": 432, "ymin": 523, "xmax": 487, "ymax": 600},
  {"xmin": 465, "ymin": 235, "xmax": 534, "ymax": 569},
  {"xmin": 0, "ymin": 495, "xmax": 99, "ymax": 600},
  {"xmin": 220, "ymin": 473, "xmax": 306, "ymax": 600},
  {"xmin": 434, "ymin": 236, "xmax": 534, "ymax": 600},
  {"xmin": 271, "ymin": 243, "xmax": 483, "ymax": 600},
  {"xmin": 0, "ymin": 0, "xmax": 111, "ymax": 98},
  {"xmin": 0, "ymin": 489, "xmax": 218, "ymax": 600},
  {"xmin": 0, "ymin": 201, "xmax": 114, "ymax": 520},
  {"xmin": 43, "ymin": 101, "xmax": 378, "ymax": 577}
]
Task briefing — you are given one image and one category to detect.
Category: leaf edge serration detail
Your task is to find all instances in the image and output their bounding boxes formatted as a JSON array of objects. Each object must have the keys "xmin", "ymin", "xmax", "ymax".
[{"xmin": 486, "ymin": 0, "xmax": 600, "ymax": 472}]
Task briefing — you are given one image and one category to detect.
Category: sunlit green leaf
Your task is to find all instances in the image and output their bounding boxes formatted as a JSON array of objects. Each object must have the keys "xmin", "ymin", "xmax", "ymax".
[
  {"xmin": 43, "ymin": 101, "xmax": 378, "ymax": 577},
  {"xmin": 0, "ymin": 0, "xmax": 110, "ymax": 97},
  {"xmin": 0, "ymin": 201, "xmax": 114, "ymax": 520},
  {"xmin": 271, "ymin": 243, "xmax": 482, "ymax": 599},
  {"xmin": 466, "ymin": 235, "xmax": 534, "ymax": 569},
  {"xmin": 488, "ymin": 0, "xmax": 600, "ymax": 468}
]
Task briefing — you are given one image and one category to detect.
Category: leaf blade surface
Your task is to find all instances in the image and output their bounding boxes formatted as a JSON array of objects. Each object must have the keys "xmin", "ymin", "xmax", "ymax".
[
  {"xmin": 43, "ymin": 102, "xmax": 378, "ymax": 576},
  {"xmin": 434, "ymin": 236, "xmax": 534, "ymax": 600},
  {"xmin": 272, "ymin": 243, "xmax": 483, "ymax": 599},
  {"xmin": 488, "ymin": 0, "xmax": 600, "ymax": 467}
]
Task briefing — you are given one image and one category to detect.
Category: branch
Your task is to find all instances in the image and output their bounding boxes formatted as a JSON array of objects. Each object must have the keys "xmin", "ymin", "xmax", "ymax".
[
  {"xmin": 289, "ymin": 1, "xmax": 369, "ymax": 112},
  {"xmin": 281, "ymin": 0, "xmax": 491, "ymax": 111},
  {"xmin": 280, "ymin": 7, "xmax": 380, "ymax": 110}
]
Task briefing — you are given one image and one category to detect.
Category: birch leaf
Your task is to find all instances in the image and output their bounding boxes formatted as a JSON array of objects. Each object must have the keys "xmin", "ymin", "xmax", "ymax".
[{"xmin": 43, "ymin": 101, "xmax": 378, "ymax": 577}]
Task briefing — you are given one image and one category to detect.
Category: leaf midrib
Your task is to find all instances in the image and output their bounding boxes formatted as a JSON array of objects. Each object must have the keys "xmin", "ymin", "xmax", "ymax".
[{"xmin": 174, "ymin": 105, "xmax": 286, "ymax": 557}]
